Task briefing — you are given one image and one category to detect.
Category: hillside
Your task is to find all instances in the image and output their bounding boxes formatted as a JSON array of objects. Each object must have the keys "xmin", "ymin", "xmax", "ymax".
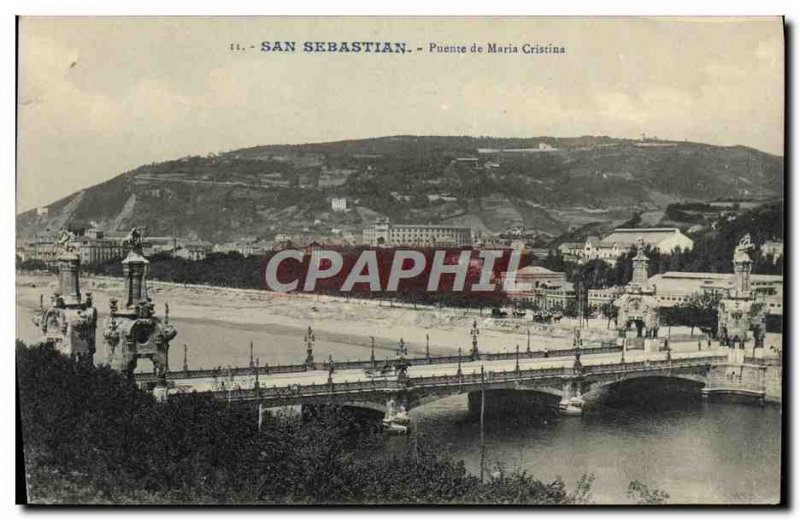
[{"xmin": 17, "ymin": 136, "xmax": 783, "ymax": 243}]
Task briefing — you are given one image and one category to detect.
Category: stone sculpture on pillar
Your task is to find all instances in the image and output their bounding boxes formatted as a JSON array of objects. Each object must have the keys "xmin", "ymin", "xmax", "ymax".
[
  {"xmin": 613, "ymin": 238, "xmax": 660, "ymax": 341},
  {"xmin": 32, "ymin": 230, "xmax": 97, "ymax": 364},
  {"xmin": 717, "ymin": 234, "xmax": 767, "ymax": 350},
  {"xmin": 102, "ymin": 228, "xmax": 177, "ymax": 392}
]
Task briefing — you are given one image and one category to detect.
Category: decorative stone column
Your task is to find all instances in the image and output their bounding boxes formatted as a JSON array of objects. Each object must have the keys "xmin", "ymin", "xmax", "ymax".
[
  {"xmin": 33, "ymin": 231, "xmax": 97, "ymax": 364},
  {"xmin": 102, "ymin": 228, "xmax": 177, "ymax": 382},
  {"xmin": 57, "ymin": 250, "xmax": 81, "ymax": 305}
]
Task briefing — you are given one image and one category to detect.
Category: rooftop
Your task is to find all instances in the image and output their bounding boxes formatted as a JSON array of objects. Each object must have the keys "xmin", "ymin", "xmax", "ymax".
[
  {"xmin": 648, "ymin": 271, "xmax": 783, "ymax": 293},
  {"xmin": 376, "ymin": 223, "xmax": 472, "ymax": 230},
  {"xmin": 600, "ymin": 227, "xmax": 686, "ymax": 247},
  {"xmin": 516, "ymin": 265, "xmax": 562, "ymax": 276}
]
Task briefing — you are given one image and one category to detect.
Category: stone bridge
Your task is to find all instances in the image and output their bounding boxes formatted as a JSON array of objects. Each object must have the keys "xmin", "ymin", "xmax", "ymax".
[{"xmin": 141, "ymin": 349, "xmax": 772, "ymax": 426}]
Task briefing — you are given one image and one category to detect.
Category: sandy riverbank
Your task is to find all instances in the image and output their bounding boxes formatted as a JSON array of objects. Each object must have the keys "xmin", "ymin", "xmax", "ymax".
[
  {"xmin": 17, "ymin": 273, "xmax": 621, "ymax": 355},
  {"xmin": 19, "ymin": 272, "xmax": 781, "ymax": 368}
]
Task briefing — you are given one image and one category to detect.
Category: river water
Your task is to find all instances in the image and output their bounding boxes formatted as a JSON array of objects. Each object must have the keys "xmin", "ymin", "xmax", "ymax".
[
  {"xmin": 16, "ymin": 294, "xmax": 781, "ymax": 505},
  {"xmin": 396, "ymin": 393, "xmax": 781, "ymax": 504}
]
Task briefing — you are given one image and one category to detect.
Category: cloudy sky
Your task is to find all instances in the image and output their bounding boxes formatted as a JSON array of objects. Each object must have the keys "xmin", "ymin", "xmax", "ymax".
[{"xmin": 17, "ymin": 16, "xmax": 784, "ymax": 212}]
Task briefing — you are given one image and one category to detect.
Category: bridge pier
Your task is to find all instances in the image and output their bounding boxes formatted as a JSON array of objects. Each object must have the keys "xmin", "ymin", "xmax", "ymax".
[
  {"xmin": 702, "ymin": 358, "xmax": 770, "ymax": 403},
  {"xmin": 383, "ymin": 397, "xmax": 410, "ymax": 434},
  {"xmin": 153, "ymin": 381, "xmax": 168, "ymax": 402},
  {"xmin": 559, "ymin": 379, "xmax": 586, "ymax": 416}
]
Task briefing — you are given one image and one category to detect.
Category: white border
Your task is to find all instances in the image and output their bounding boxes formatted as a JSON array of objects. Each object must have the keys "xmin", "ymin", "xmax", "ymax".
[{"xmin": 4, "ymin": 1, "xmax": 796, "ymax": 519}]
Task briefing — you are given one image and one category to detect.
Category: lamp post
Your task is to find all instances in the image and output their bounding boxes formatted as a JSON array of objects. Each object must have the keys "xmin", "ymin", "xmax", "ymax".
[
  {"xmin": 327, "ymin": 354, "xmax": 335, "ymax": 384},
  {"xmin": 370, "ymin": 336, "xmax": 376, "ymax": 369},
  {"xmin": 304, "ymin": 326, "xmax": 315, "ymax": 368},
  {"xmin": 480, "ymin": 365, "xmax": 486, "ymax": 483},
  {"xmin": 426, "ymin": 333, "xmax": 431, "ymax": 360},
  {"xmin": 249, "ymin": 340, "xmax": 254, "ymax": 369},
  {"xmin": 515, "ymin": 344, "xmax": 520, "ymax": 373},
  {"xmin": 457, "ymin": 347, "xmax": 463, "ymax": 378},
  {"xmin": 573, "ymin": 347, "xmax": 583, "ymax": 375},
  {"xmin": 182, "ymin": 344, "xmax": 188, "ymax": 374},
  {"xmin": 470, "ymin": 319, "xmax": 480, "ymax": 359}
]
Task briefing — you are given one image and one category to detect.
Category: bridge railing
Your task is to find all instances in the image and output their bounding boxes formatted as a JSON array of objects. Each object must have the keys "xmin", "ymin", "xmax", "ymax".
[
  {"xmin": 140, "ymin": 341, "xmax": 621, "ymax": 384},
  {"xmin": 200, "ymin": 354, "xmax": 727, "ymax": 403}
]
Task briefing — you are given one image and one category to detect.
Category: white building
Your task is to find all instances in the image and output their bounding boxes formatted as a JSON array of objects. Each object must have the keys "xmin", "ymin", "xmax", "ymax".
[
  {"xmin": 363, "ymin": 223, "xmax": 472, "ymax": 247},
  {"xmin": 560, "ymin": 227, "xmax": 694, "ymax": 265},
  {"xmin": 600, "ymin": 228, "xmax": 694, "ymax": 254},
  {"xmin": 648, "ymin": 271, "xmax": 783, "ymax": 315},
  {"xmin": 331, "ymin": 197, "xmax": 348, "ymax": 212}
]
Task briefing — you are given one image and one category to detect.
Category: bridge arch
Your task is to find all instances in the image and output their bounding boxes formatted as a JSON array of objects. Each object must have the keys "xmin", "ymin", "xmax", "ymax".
[
  {"xmin": 338, "ymin": 400, "xmax": 389, "ymax": 414},
  {"xmin": 408, "ymin": 385, "xmax": 565, "ymax": 415},
  {"xmin": 586, "ymin": 374, "xmax": 706, "ymax": 406},
  {"xmin": 590, "ymin": 373, "xmax": 707, "ymax": 391}
]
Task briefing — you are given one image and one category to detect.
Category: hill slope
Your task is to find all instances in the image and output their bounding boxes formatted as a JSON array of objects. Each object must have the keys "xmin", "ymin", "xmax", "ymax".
[{"xmin": 17, "ymin": 136, "xmax": 783, "ymax": 243}]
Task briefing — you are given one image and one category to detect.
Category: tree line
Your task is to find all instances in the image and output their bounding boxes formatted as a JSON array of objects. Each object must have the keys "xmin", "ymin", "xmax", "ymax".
[{"xmin": 17, "ymin": 341, "xmax": 595, "ymax": 504}]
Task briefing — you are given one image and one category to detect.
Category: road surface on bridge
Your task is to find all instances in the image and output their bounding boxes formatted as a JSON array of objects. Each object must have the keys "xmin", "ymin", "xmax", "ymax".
[{"xmin": 167, "ymin": 346, "xmax": 727, "ymax": 396}]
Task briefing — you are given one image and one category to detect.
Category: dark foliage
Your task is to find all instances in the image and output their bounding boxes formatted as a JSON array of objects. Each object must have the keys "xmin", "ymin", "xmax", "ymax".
[{"xmin": 17, "ymin": 341, "xmax": 575, "ymax": 504}]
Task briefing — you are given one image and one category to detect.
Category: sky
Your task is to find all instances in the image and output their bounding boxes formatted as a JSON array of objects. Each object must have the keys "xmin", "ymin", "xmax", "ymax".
[{"xmin": 17, "ymin": 16, "xmax": 784, "ymax": 213}]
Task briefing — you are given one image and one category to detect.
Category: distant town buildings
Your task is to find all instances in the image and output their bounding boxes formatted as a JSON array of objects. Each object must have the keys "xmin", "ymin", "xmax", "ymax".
[
  {"xmin": 362, "ymin": 222, "xmax": 472, "ymax": 247},
  {"xmin": 19, "ymin": 226, "xmax": 217, "ymax": 266},
  {"xmin": 559, "ymin": 227, "xmax": 694, "ymax": 265},
  {"xmin": 214, "ymin": 240, "xmax": 271, "ymax": 257},
  {"xmin": 74, "ymin": 232, "xmax": 125, "ymax": 265},
  {"xmin": 501, "ymin": 235, "xmax": 783, "ymax": 319},
  {"xmin": 175, "ymin": 241, "xmax": 213, "ymax": 261}
]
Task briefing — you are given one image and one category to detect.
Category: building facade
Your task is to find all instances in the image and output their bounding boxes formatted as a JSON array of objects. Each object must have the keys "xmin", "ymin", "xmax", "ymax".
[
  {"xmin": 647, "ymin": 271, "xmax": 782, "ymax": 315},
  {"xmin": 363, "ymin": 222, "xmax": 472, "ymax": 247},
  {"xmin": 560, "ymin": 227, "xmax": 694, "ymax": 265}
]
